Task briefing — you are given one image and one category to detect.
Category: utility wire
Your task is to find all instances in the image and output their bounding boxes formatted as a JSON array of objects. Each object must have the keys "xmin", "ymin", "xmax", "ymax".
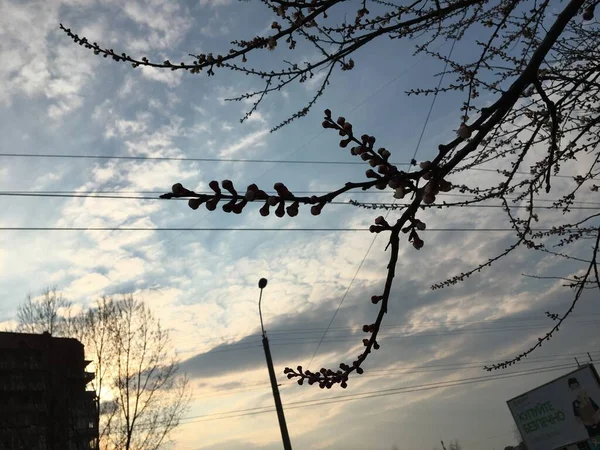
[
  {"xmin": 183, "ymin": 313, "xmax": 600, "ymax": 346},
  {"xmin": 147, "ymin": 363, "xmax": 575, "ymax": 427},
  {"xmin": 0, "ymin": 227, "xmax": 591, "ymax": 232},
  {"xmin": 0, "ymin": 152, "xmax": 582, "ymax": 179},
  {"xmin": 2, "ymin": 192, "xmax": 599, "ymax": 210},
  {"xmin": 2, "ymin": 189, "xmax": 599, "ymax": 206},
  {"xmin": 189, "ymin": 352, "xmax": 600, "ymax": 401}
]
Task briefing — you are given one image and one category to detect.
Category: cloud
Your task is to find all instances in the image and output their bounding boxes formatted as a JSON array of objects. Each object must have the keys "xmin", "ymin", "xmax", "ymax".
[{"xmin": 139, "ymin": 66, "xmax": 183, "ymax": 87}]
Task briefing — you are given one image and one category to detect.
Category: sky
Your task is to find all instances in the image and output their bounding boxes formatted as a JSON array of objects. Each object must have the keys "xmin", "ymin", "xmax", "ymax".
[{"xmin": 1, "ymin": 0, "xmax": 599, "ymax": 449}]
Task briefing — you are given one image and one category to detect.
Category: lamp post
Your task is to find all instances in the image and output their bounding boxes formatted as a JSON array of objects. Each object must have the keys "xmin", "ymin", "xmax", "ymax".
[{"xmin": 258, "ymin": 278, "xmax": 292, "ymax": 450}]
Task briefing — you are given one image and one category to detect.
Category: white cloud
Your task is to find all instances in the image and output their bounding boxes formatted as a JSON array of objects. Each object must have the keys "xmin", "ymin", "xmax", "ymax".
[{"xmin": 139, "ymin": 66, "xmax": 183, "ymax": 87}]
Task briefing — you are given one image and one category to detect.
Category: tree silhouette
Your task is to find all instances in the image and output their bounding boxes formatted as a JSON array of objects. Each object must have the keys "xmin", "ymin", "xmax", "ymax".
[
  {"xmin": 16, "ymin": 290, "xmax": 191, "ymax": 450},
  {"xmin": 62, "ymin": 0, "xmax": 600, "ymax": 387}
]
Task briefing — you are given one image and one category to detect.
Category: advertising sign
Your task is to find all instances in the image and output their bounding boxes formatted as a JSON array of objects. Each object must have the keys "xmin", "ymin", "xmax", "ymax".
[{"xmin": 507, "ymin": 365, "xmax": 600, "ymax": 450}]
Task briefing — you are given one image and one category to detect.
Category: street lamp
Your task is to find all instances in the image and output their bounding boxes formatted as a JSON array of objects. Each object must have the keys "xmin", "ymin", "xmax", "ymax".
[{"xmin": 257, "ymin": 278, "xmax": 292, "ymax": 450}]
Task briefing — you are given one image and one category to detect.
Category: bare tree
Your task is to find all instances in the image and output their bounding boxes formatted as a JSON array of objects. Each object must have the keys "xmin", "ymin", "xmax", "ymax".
[
  {"xmin": 16, "ymin": 286, "xmax": 71, "ymax": 336},
  {"xmin": 62, "ymin": 0, "xmax": 600, "ymax": 387},
  {"xmin": 15, "ymin": 291, "xmax": 190, "ymax": 450},
  {"xmin": 105, "ymin": 295, "xmax": 190, "ymax": 450}
]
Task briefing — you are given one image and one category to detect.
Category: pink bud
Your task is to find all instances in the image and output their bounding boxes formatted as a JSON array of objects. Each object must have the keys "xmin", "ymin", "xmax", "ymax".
[
  {"xmin": 457, "ymin": 123, "xmax": 472, "ymax": 139},
  {"xmin": 286, "ymin": 202, "xmax": 299, "ymax": 217},
  {"xmin": 260, "ymin": 203, "xmax": 270, "ymax": 216},
  {"xmin": 423, "ymin": 193, "xmax": 436, "ymax": 204},
  {"xmin": 394, "ymin": 187, "xmax": 405, "ymax": 199},
  {"xmin": 188, "ymin": 198, "xmax": 203, "ymax": 210},
  {"xmin": 275, "ymin": 202, "xmax": 285, "ymax": 217},
  {"xmin": 374, "ymin": 216, "xmax": 385, "ymax": 225},
  {"xmin": 412, "ymin": 238, "xmax": 424, "ymax": 250}
]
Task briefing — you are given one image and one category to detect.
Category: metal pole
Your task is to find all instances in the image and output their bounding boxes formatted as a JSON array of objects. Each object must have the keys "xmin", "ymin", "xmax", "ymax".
[
  {"xmin": 575, "ymin": 357, "xmax": 581, "ymax": 367},
  {"xmin": 258, "ymin": 278, "xmax": 292, "ymax": 450},
  {"xmin": 588, "ymin": 352, "xmax": 593, "ymax": 362}
]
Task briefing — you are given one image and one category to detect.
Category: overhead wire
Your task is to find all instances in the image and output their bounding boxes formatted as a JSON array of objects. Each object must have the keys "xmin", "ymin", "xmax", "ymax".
[
  {"xmin": 0, "ymin": 153, "xmax": 585, "ymax": 180},
  {"xmin": 149, "ymin": 363, "xmax": 577, "ymax": 427}
]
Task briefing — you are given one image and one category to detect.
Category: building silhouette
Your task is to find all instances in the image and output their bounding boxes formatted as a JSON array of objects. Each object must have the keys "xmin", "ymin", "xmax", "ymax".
[{"xmin": 0, "ymin": 331, "xmax": 98, "ymax": 450}]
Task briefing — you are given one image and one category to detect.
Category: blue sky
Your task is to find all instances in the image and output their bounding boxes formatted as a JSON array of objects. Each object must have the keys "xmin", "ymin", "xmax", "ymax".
[{"xmin": 1, "ymin": 0, "xmax": 600, "ymax": 449}]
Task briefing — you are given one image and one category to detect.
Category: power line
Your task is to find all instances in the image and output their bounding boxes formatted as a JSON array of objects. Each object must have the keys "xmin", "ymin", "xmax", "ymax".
[
  {"xmin": 201, "ymin": 320, "xmax": 600, "ymax": 351},
  {"xmin": 0, "ymin": 152, "xmax": 581, "ymax": 179},
  {"xmin": 0, "ymin": 226, "xmax": 588, "ymax": 232},
  {"xmin": 188, "ymin": 351, "xmax": 600, "ymax": 400},
  {"xmin": 2, "ymin": 189, "xmax": 598, "ymax": 205},
  {"xmin": 170, "ymin": 363, "xmax": 575, "ymax": 425},
  {"xmin": 3, "ymin": 191, "xmax": 600, "ymax": 210},
  {"xmin": 185, "ymin": 313, "xmax": 600, "ymax": 345}
]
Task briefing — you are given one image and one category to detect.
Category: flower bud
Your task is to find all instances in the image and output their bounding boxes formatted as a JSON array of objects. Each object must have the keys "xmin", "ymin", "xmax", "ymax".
[
  {"xmin": 438, "ymin": 180, "xmax": 452, "ymax": 192},
  {"xmin": 373, "ymin": 342, "xmax": 380, "ymax": 350},
  {"xmin": 412, "ymin": 238, "xmax": 424, "ymax": 250},
  {"xmin": 286, "ymin": 201, "xmax": 299, "ymax": 217},
  {"xmin": 221, "ymin": 179, "xmax": 233, "ymax": 190},
  {"xmin": 336, "ymin": 116, "xmax": 345, "ymax": 125},
  {"xmin": 388, "ymin": 179, "xmax": 400, "ymax": 189},
  {"xmin": 206, "ymin": 197, "xmax": 219, "ymax": 211},
  {"xmin": 423, "ymin": 193, "xmax": 436, "ymax": 204},
  {"xmin": 310, "ymin": 204, "xmax": 322, "ymax": 215},
  {"xmin": 371, "ymin": 295, "xmax": 382, "ymax": 304},
  {"xmin": 356, "ymin": 367, "xmax": 364, "ymax": 375},
  {"xmin": 394, "ymin": 187, "xmax": 405, "ymax": 199},
  {"xmin": 362, "ymin": 339, "xmax": 369, "ymax": 346},
  {"xmin": 259, "ymin": 203, "xmax": 270, "ymax": 216},
  {"xmin": 309, "ymin": 195, "xmax": 319, "ymax": 204},
  {"xmin": 369, "ymin": 159, "xmax": 378, "ymax": 167},
  {"xmin": 188, "ymin": 198, "xmax": 203, "ymax": 210},
  {"xmin": 457, "ymin": 123, "xmax": 472, "ymax": 139},
  {"xmin": 369, "ymin": 225, "xmax": 383, "ymax": 233},
  {"xmin": 365, "ymin": 169, "xmax": 378, "ymax": 179},
  {"xmin": 415, "ymin": 221, "xmax": 426, "ymax": 231},
  {"xmin": 419, "ymin": 160, "xmax": 432, "ymax": 170},
  {"xmin": 209, "ymin": 180, "xmax": 220, "ymax": 192},
  {"xmin": 268, "ymin": 196, "xmax": 279, "ymax": 206},
  {"xmin": 172, "ymin": 183, "xmax": 185, "ymax": 195},
  {"xmin": 375, "ymin": 216, "xmax": 386, "ymax": 225},
  {"xmin": 324, "ymin": 109, "xmax": 331, "ymax": 117},
  {"xmin": 275, "ymin": 201, "xmax": 285, "ymax": 217}
]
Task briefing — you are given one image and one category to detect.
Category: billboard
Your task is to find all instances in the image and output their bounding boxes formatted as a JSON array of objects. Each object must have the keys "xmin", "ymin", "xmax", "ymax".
[{"xmin": 507, "ymin": 365, "xmax": 600, "ymax": 450}]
